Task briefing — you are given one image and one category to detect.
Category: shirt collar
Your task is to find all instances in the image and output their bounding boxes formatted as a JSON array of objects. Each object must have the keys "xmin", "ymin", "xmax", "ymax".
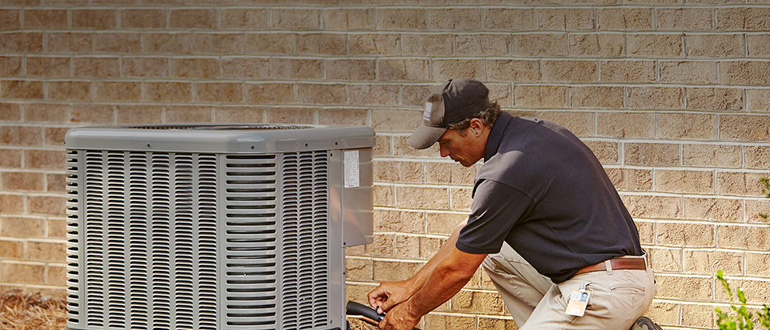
[{"xmin": 484, "ymin": 112, "xmax": 513, "ymax": 162}]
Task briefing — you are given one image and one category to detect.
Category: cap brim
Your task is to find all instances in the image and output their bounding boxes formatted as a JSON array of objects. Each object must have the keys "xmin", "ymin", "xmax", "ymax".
[{"xmin": 407, "ymin": 124, "xmax": 447, "ymax": 150}]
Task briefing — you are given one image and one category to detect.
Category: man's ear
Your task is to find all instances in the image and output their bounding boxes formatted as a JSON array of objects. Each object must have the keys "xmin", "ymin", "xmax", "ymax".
[{"xmin": 469, "ymin": 118, "xmax": 485, "ymax": 136}]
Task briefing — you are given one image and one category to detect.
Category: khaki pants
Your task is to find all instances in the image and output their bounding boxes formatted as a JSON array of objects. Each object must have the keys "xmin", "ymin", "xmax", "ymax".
[{"xmin": 482, "ymin": 243, "xmax": 656, "ymax": 330}]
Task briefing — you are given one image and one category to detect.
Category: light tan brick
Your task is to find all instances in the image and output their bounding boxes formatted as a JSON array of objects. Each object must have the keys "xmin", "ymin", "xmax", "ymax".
[
  {"xmin": 350, "ymin": 34, "xmax": 400, "ymax": 55},
  {"xmin": 372, "ymin": 260, "xmax": 424, "ymax": 282},
  {"xmin": 327, "ymin": 59, "xmax": 375, "ymax": 81},
  {"xmin": 716, "ymin": 171, "xmax": 770, "ymax": 197},
  {"xmin": 0, "ymin": 32, "xmax": 43, "ymax": 54},
  {"xmin": 624, "ymin": 143, "xmax": 680, "ymax": 166},
  {"xmin": 244, "ymin": 33, "xmax": 295, "ymax": 55},
  {"xmin": 46, "ymin": 265, "xmax": 66, "ymax": 286},
  {"xmin": 73, "ymin": 57, "xmax": 120, "ymax": 78},
  {"xmin": 1, "ymin": 172, "xmax": 44, "ymax": 191},
  {"xmin": 714, "ymin": 278, "xmax": 770, "ymax": 305},
  {"xmin": 648, "ymin": 247, "xmax": 681, "ymax": 272},
  {"xmin": 26, "ymin": 56, "xmax": 69, "ymax": 77},
  {"xmin": 374, "ymin": 161, "xmax": 423, "ymax": 183},
  {"xmin": 746, "ymin": 252, "xmax": 770, "ymax": 277},
  {"xmin": 396, "ymin": 186, "xmax": 449, "ymax": 210},
  {"xmin": 432, "ymin": 59, "xmax": 485, "ymax": 81},
  {"xmin": 570, "ymin": 86, "xmax": 624, "ymax": 109},
  {"xmin": 717, "ymin": 7, "xmax": 770, "ymax": 31},
  {"xmin": 483, "ymin": 8, "xmax": 536, "ymax": 30},
  {"xmin": 189, "ymin": 33, "xmax": 243, "ymax": 55},
  {"xmin": 393, "ymin": 136, "xmax": 439, "ymax": 159},
  {"xmin": 46, "ymin": 173, "xmax": 66, "ymax": 191},
  {"xmin": 1, "ymin": 80, "xmax": 43, "ymax": 99},
  {"xmin": 719, "ymin": 114, "xmax": 770, "ymax": 141},
  {"xmin": 430, "ymin": 8, "xmax": 481, "ymax": 30},
  {"xmin": 1, "ymin": 216, "xmax": 44, "ymax": 237},
  {"xmin": 656, "ymin": 170, "xmax": 714, "ymax": 194},
  {"xmin": 195, "ymin": 82, "xmax": 243, "ymax": 103},
  {"xmin": 658, "ymin": 222, "xmax": 715, "ymax": 247},
  {"xmin": 393, "ymin": 235, "xmax": 421, "ymax": 259},
  {"xmin": 0, "ymin": 126, "xmax": 41, "ymax": 146},
  {"xmin": 401, "ymin": 33, "xmax": 452, "ymax": 56},
  {"xmin": 145, "ymin": 81, "xmax": 192, "ymax": 103},
  {"xmin": 375, "ymin": 8, "xmax": 426, "ymax": 30},
  {"xmin": 264, "ymin": 107, "xmax": 314, "ymax": 124},
  {"xmin": 48, "ymin": 81, "xmax": 91, "ymax": 101},
  {"xmin": 0, "ymin": 149, "xmax": 21, "ymax": 168},
  {"xmin": 685, "ymin": 34, "xmax": 743, "ymax": 57},
  {"xmin": 686, "ymin": 88, "xmax": 743, "ymax": 111},
  {"xmin": 271, "ymin": 58, "xmax": 323, "ymax": 80},
  {"xmin": 47, "ymin": 32, "xmax": 91, "ymax": 53},
  {"xmin": 72, "ymin": 9, "xmax": 117, "ymax": 29},
  {"xmin": 657, "ymin": 8, "xmax": 713, "ymax": 30},
  {"xmin": 655, "ymin": 276, "xmax": 713, "ymax": 300},
  {"xmin": 451, "ymin": 290, "xmax": 505, "ymax": 314},
  {"xmin": 0, "ymin": 103, "xmax": 20, "ymax": 121},
  {"xmin": 514, "ymin": 85, "xmax": 568, "ymax": 108},
  {"xmin": 747, "ymin": 34, "xmax": 770, "ymax": 57},
  {"xmin": 537, "ymin": 8, "xmax": 593, "ymax": 30},
  {"xmin": 607, "ymin": 168, "xmax": 653, "ymax": 192},
  {"xmin": 169, "ymin": 9, "xmax": 215, "ymax": 29},
  {"xmin": 145, "ymin": 33, "xmax": 192, "ymax": 54},
  {"xmin": 94, "ymin": 81, "xmax": 141, "ymax": 102},
  {"xmin": 684, "ymin": 250, "xmax": 742, "ymax": 276},
  {"xmin": 682, "ymin": 144, "xmax": 740, "ymax": 168},
  {"xmin": 220, "ymin": 8, "xmax": 268, "ymax": 30},
  {"xmin": 658, "ymin": 113, "xmax": 716, "ymax": 140},
  {"xmin": 682, "ymin": 303, "xmax": 715, "ymax": 329},
  {"xmin": 402, "ymin": 84, "xmax": 435, "ymax": 106},
  {"xmin": 0, "ymin": 56, "xmax": 22, "ymax": 76},
  {"xmin": 244, "ymin": 83, "xmax": 295, "ymax": 104},
  {"xmin": 121, "ymin": 9, "xmax": 165, "ymax": 29},
  {"xmin": 646, "ymin": 301, "xmax": 681, "ymax": 327},
  {"xmin": 721, "ymin": 61, "xmax": 770, "ymax": 86},
  {"xmin": 659, "ymin": 61, "xmax": 718, "ymax": 84},
  {"xmin": 426, "ymin": 212, "xmax": 466, "ymax": 236},
  {"xmin": 744, "ymin": 145, "xmax": 770, "ymax": 169},
  {"xmin": 297, "ymin": 33, "xmax": 346, "ymax": 55},
  {"xmin": 424, "ymin": 314, "xmax": 476, "ymax": 330},
  {"xmin": 569, "ymin": 34, "xmax": 625, "ymax": 57},
  {"xmin": 456, "ymin": 34, "xmax": 510, "ymax": 56},
  {"xmin": 636, "ymin": 221, "xmax": 654, "ymax": 244},
  {"xmin": 214, "ymin": 106, "xmax": 262, "ymax": 123},
  {"xmin": 684, "ymin": 197, "xmax": 744, "ymax": 222},
  {"xmin": 513, "ymin": 33, "xmax": 567, "ymax": 56},
  {"xmin": 597, "ymin": 8, "xmax": 653, "ymax": 30},
  {"xmin": 69, "ymin": 105, "xmax": 114, "ymax": 124},
  {"xmin": 628, "ymin": 34, "xmax": 684, "ymax": 57},
  {"xmin": 600, "ymin": 60, "xmax": 655, "ymax": 83},
  {"xmin": 345, "ymin": 257, "xmax": 372, "ymax": 281},
  {"xmin": 24, "ymin": 103, "xmax": 68, "ymax": 123},
  {"xmin": 597, "ymin": 112, "xmax": 654, "ymax": 138},
  {"xmin": 747, "ymin": 89, "xmax": 770, "ymax": 112},
  {"xmin": 164, "ymin": 106, "xmax": 211, "ymax": 123},
  {"xmin": 478, "ymin": 317, "xmax": 517, "ymax": 330},
  {"xmin": 297, "ymin": 83, "xmax": 346, "ymax": 105},
  {"xmin": 116, "ymin": 105, "xmax": 162, "ymax": 125},
  {"xmin": 718, "ymin": 224, "xmax": 770, "ymax": 250},
  {"xmin": 425, "ymin": 162, "xmax": 477, "ymax": 186},
  {"xmin": 363, "ymin": 234, "xmax": 395, "ymax": 260},
  {"xmin": 118, "ymin": 57, "xmax": 166, "ymax": 79},
  {"xmin": 170, "ymin": 58, "xmax": 219, "ymax": 79},
  {"xmin": 271, "ymin": 9, "xmax": 321, "ymax": 30},
  {"xmin": 374, "ymin": 134, "xmax": 391, "ymax": 157},
  {"xmin": 535, "ymin": 111, "xmax": 594, "ymax": 137},
  {"xmin": 628, "ymin": 87, "xmax": 684, "ymax": 110},
  {"xmin": 450, "ymin": 187, "xmax": 472, "ymax": 211},
  {"xmin": 378, "ymin": 59, "xmax": 429, "ymax": 81},
  {"xmin": 0, "ymin": 240, "xmax": 22, "ymax": 259},
  {"xmin": 318, "ymin": 108, "xmax": 367, "ymax": 126},
  {"xmin": 622, "ymin": 195, "xmax": 681, "ymax": 219},
  {"xmin": 27, "ymin": 195, "xmax": 65, "ymax": 216},
  {"xmin": 373, "ymin": 209, "xmax": 423, "ymax": 234},
  {"xmin": 350, "ymin": 84, "xmax": 399, "ymax": 106},
  {"xmin": 542, "ymin": 60, "xmax": 597, "ymax": 83},
  {"xmin": 486, "ymin": 60, "xmax": 538, "ymax": 84},
  {"xmin": 489, "ymin": 84, "xmax": 513, "ymax": 107},
  {"xmin": 0, "ymin": 263, "xmax": 45, "ymax": 284},
  {"xmin": 27, "ymin": 241, "xmax": 65, "ymax": 262},
  {"xmin": 322, "ymin": 8, "xmax": 374, "ymax": 30}
]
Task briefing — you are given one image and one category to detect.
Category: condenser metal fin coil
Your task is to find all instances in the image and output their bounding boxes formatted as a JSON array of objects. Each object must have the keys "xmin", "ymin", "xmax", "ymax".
[{"xmin": 65, "ymin": 124, "xmax": 374, "ymax": 330}]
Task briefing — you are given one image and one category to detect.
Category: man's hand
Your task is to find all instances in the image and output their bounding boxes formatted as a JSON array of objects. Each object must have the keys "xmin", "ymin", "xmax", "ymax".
[
  {"xmin": 367, "ymin": 280, "xmax": 414, "ymax": 313},
  {"xmin": 377, "ymin": 300, "xmax": 421, "ymax": 330}
]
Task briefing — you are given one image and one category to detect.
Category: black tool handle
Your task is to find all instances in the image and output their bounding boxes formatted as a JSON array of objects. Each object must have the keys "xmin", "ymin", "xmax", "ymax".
[{"xmin": 345, "ymin": 300, "xmax": 421, "ymax": 330}]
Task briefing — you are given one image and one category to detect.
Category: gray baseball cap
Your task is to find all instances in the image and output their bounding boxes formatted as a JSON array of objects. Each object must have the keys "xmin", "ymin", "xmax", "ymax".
[{"xmin": 407, "ymin": 78, "xmax": 491, "ymax": 149}]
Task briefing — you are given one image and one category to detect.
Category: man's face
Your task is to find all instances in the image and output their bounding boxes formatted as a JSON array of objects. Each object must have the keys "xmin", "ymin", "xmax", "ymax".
[{"xmin": 437, "ymin": 126, "xmax": 486, "ymax": 167}]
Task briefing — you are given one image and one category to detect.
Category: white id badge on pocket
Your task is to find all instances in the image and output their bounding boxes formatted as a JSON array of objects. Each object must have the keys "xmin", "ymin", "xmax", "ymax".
[{"xmin": 565, "ymin": 282, "xmax": 591, "ymax": 317}]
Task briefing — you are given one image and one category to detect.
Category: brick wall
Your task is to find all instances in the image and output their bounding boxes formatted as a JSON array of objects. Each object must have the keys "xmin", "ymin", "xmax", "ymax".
[{"xmin": 1, "ymin": 1, "xmax": 769, "ymax": 329}]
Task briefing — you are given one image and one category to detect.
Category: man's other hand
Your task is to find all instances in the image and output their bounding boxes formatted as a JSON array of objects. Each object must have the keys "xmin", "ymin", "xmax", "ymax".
[
  {"xmin": 378, "ymin": 300, "xmax": 420, "ymax": 330},
  {"xmin": 367, "ymin": 280, "xmax": 413, "ymax": 313}
]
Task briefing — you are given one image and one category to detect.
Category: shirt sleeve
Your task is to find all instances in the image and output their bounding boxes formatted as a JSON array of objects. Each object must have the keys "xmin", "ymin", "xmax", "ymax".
[{"xmin": 455, "ymin": 179, "xmax": 534, "ymax": 254}]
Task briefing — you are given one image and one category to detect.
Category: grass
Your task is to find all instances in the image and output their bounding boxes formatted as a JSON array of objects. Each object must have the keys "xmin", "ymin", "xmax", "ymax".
[{"xmin": 0, "ymin": 290, "xmax": 67, "ymax": 330}]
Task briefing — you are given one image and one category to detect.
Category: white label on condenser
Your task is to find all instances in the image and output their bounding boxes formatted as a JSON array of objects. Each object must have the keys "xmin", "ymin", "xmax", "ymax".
[{"xmin": 344, "ymin": 150, "xmax": 360, "ymax": 188}]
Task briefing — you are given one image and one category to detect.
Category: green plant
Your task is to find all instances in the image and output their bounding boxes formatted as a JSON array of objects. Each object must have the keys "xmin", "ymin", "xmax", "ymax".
[
  {"xmin": 715, "ymin": 270, "xmax": 770, "ymax": 330},
  {"xmin": 760, "ymin": 178, "xmax": 770, "ymax": 221}
]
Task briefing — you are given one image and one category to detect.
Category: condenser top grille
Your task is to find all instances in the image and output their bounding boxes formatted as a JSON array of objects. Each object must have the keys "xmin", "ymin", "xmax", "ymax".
[{"xmin": 125, "ymin": 124, "xmax": 313, "ymax": 130}]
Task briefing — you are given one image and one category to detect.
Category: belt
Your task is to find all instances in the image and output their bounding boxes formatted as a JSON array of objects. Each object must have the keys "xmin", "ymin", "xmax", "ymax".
[{"xmin": 575, "ymin": 257, "xmax": 646, "ymax": 275}]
